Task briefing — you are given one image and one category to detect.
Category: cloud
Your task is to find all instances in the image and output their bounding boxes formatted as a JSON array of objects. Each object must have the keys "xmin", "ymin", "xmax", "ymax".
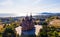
[
  {"xmin": 0, "ymin": 0, "xmax": 14, "ymax": 8},
  {"xmin": 0, "ymin": 0, "xmax": 60, "ymax": 17}
]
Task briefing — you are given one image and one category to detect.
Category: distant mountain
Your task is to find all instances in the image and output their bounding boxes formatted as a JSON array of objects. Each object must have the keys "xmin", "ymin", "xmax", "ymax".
[
  {"xmin": 41, "ymin": 12, "xmax": 60, "ymax": 15},
  {"xmin": 0, "ymin": 12, "xmax": 60, "ymax": 18},
  {"xmin": 37, "ymin": 12, "xmax": 60, "ymax": 16},
  {"xmin": 41, "ymin": 12, "xmax": 53, "ymax": 14}
]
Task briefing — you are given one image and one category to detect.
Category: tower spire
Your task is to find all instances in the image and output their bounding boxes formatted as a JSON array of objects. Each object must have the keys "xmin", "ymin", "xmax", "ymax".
[
  {"xmin": 30, "ymin": 13, "xmax": 32, "ymax": 18},
  {"xmin": 30, "ymin": 13, "xmax": 32, "ymax": 16}
]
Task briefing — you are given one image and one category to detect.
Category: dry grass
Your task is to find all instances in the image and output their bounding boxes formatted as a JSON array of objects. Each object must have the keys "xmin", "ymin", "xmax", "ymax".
[
  {"xmin": 0, "ymin": 25, "xmax": 3, "ymax": 31},
  {"xmin": 49, "ymin": 19, "xmax": 60, "ymax": 28}
]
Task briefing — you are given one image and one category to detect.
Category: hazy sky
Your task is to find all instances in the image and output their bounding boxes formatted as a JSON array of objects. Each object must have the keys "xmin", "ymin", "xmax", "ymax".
[{"xmin": 0, "ymin": 0, "xmax": 60, "ymax": 16}]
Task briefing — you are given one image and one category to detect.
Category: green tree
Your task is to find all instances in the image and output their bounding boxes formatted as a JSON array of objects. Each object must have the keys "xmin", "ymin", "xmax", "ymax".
[{"xmin": 2, "ymin": 26, "xmax": 16, "ymax": 37}]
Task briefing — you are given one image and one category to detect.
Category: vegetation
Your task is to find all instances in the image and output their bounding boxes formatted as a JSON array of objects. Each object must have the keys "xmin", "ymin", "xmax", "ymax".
[
  {"xmin": 0, "ymin": 16, "xmax": 60, "ymax": 37},
  {"xmin": 38, "ymin": 16, "xmax": 60, "ymax": 37},
  {"xmin": 0, "ymin": 22, "xmax": 20, "ymax": 37}
]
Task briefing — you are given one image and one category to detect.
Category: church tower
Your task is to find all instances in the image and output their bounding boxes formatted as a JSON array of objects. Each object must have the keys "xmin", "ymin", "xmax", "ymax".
[{"xmin": 21, "ymin": 13, "xmax": 35, "ymax": 30}]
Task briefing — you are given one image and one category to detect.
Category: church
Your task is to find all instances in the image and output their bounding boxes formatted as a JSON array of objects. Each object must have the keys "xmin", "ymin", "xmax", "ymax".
[
  {"xmin": 21, "ymin": 14, "xmax": 36, "ymax": 37},
  {"xmin": 15, "ymin": 14, "xmax": 43, "ymax": 37}
]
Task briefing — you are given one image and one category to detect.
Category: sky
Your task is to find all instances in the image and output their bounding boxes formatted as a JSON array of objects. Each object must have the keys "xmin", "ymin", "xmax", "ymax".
[{"xmin": 0, "ymin": 0, "xmax": 60, "ymax": 17}]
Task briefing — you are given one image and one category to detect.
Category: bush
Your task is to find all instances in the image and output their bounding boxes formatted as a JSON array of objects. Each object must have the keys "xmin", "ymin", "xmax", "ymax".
[{"xmin": 2, "ymin": 27, "xmax": 16, "ymax": 37}]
